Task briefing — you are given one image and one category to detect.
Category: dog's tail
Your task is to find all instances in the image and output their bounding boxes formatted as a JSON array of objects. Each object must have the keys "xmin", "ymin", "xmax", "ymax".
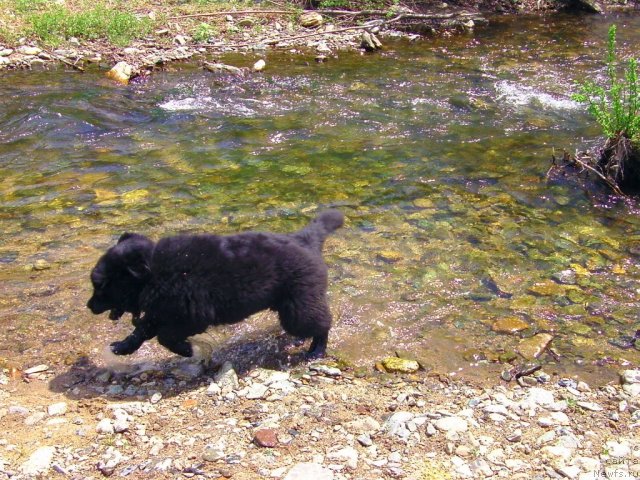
[{"xmin": 293, "ymin": 209, "xmax": 344, "ymax": 252}]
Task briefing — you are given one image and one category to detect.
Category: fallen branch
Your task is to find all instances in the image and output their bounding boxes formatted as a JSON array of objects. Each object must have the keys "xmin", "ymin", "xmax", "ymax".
[{"xmin": 169, "ymin": 10, "xmax": 294, "ymax": 20}]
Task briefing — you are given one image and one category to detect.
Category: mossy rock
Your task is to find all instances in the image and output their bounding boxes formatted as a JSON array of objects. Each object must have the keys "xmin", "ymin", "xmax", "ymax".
[{"xmin": 380, "ymin": 357, "xmax": 420, "ymax": 374}]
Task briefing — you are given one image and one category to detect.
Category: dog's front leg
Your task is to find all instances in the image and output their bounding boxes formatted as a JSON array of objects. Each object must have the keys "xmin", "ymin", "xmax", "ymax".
[{"xmin": 111, "ymin": 318, "xmax": 157, "ymax": 355}]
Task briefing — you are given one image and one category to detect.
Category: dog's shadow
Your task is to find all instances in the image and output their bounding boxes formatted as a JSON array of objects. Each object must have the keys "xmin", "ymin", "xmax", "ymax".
[{"xmin": 48, "ymin": 331, "xmax": 311, "ymax": 401}]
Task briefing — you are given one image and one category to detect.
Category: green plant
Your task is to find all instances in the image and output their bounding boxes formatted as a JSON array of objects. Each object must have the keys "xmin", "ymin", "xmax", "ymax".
[
  {"xmin": 572, "ymin": 25, "xmax": 640, "ymax": 143},
  {"xmin": 192, "ymin": 22, "xmax": 217, "ymax": 43}
]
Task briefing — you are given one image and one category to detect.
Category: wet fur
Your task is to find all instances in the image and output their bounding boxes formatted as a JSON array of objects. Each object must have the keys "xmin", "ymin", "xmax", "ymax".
[{"xmin": 87, "ymin": 210, "xmax": 344, "ymax": 359}]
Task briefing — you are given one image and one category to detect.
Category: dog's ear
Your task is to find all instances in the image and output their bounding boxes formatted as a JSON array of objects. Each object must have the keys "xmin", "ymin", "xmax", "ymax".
[
  {"xmin": 118, "ymin": 232, "xmax": 144, "ymax": 244},
  {"xmin": 116, "ymin": 235, "xmax": 153, "ymax": 280},
  {"xmin": 123, "ymin": 247, "xmax": 151, "ymax": 280}
]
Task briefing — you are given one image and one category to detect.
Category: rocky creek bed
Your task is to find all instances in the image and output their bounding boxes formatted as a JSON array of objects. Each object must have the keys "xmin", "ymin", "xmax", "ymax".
[{"xmin": 1, "ymin": 357, "xmax": 640, "ymax": 480}]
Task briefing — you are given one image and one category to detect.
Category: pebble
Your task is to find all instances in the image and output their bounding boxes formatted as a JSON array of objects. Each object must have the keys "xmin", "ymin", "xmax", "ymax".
[
  {"xmin": 18, "ymin": 46, "xmax": 42, "ymax": 56},
  {"xmin": 24, "ymin": 364, "xmax": 49, "ymax": 375}
]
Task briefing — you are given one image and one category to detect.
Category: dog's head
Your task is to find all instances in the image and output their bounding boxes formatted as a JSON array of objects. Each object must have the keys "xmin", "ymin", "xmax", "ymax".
[{"xmin": 87, "ymin": 233, "xmax": 154, "ymax": 321}]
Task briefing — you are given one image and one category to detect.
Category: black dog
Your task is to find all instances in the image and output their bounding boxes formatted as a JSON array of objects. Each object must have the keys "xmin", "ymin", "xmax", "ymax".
[{"xmin": 87, "ymin": 210, "xmax": 344, "ymax": 359}]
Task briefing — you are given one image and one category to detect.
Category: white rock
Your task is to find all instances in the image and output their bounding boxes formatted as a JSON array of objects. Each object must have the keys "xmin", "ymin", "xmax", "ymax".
[
  {"xmin": 555, "ymin": 465, "xmax": 581, "ymax": 479},
  {"xmin": 246, "ymin": 383, "xmax": 269, "ymax": 400},
  {"xmin": 284, "ymin": 462, "xmax": 334, "ymax": 480},
  {"xmin": 309, "ymin": 364, "xmax": 341, "ymax": 376},
  {"xmin": 18, "ymin": 46, "xmax": 42, "ymax": 56},
  {"xmin": 207, "ymin": 382, "xmax": 222, "ymax": 396},
  {"xmin": 20, "ymin": 446, "xmax": 55, "ymax": 475},
  {"xmin": 96, "ymin": 418, "xmax": 115, "ymax": 434},
  {"xmin": 47, "ymin": 402, "xmax": 67, "ymax": 416},
  {"xmin": 522, "ymin": 387, "xmax": 556, "ymax": 409},
  {"xmin": 326, "ymin": 446, "xmax": 358, "ymax": 469},
  {"xmin": 621, "ymin": 369, "xmax": 640, "ymax": 384},
  {"xmin": 150, "ymin": 392, "xmax": 162, "ymax": 404},
  {"xmin": 253, "ymin": 59, "xmax": 266, "ymax": 71},
  {"xmin": 345, "ymin": 416, "xmax": 380, "ymax": 434},
  {"xmin": 577, "ymin": 401, "xmax": 602, "ymax": 412},
  {"xmin": 484, "ymin": 404, "xmax": 509, "ymax": 416},
  {"xmin": 604, "ymin": 440, "xmax": 631, "ymax": 458},
  {"xmin": 215, "ymin": 362, "xmax": 239, "ymax": 392},
  {"xmin": 622, "ymin": 383, "xmax": 640, "ymax": 397},
  {"xmin": 381, "ymin": 411, "xmax": 414, "ymax": 440},
  {"xmin": 538, "ymin": 411, "xmax": 570, "ymax": 427},
  {"xmin": 451, "ymin": 456, "xmax": 473, "ymax": 478},
  {"xmin": 434, "ymin": 416, "xmax": 468, "ymax": 433},
  {"xmin": 24, "ymin": 364, "xmax": 49, "ymax": 375}
]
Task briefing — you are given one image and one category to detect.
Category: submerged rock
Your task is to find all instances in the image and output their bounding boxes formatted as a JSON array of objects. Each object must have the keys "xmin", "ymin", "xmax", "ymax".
[
  {"xmin": 517, "ymin": 334, "xmax": 554, "ymax": 360},
  {"xmin": 492, "ymin": 317, "xmax": 530, "ymax": 334}
]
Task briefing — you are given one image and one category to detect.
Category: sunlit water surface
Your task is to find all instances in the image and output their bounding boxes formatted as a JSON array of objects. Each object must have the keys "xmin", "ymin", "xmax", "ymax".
[{"xmin": 2, "ymin": 13, "xmax": 640, "ymax": 385}]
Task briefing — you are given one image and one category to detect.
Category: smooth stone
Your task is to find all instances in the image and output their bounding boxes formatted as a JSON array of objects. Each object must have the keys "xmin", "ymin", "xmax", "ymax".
[
  {"xmin": 18, "ymin": 46, "xmax": 42, "ymax": 56},
  {"xmin": 253, "ymin": 59, "xmax": 266, "ymax": 71}
]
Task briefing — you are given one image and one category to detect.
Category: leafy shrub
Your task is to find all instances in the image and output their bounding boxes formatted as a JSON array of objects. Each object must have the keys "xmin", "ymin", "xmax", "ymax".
[{"xmin": 572, "ymin": 25, "xmax": 640, "ymax": 143}]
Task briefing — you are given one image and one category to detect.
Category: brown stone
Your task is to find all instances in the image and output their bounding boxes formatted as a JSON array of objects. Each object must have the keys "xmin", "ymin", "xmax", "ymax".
[{"xmin": 254, "ymin": 428, "xmax": 278, "ymax": 448}]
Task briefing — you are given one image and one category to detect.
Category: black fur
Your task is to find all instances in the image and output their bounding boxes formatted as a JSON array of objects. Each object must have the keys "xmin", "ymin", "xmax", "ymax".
[{"xmin": 87, "ymin": 210, "xmax": 344, "ymax": 359}]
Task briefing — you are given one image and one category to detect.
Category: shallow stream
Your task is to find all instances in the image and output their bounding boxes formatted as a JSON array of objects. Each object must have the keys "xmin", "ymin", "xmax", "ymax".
[{"xmin": 2, "ymin": 13, "xmax": 640, "ymax": 385}]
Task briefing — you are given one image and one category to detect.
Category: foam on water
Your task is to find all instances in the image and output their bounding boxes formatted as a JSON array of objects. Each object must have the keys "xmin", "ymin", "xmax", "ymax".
[
  {"xmin": 495, "ymin": 80, "xmax": 580, "ymax": 111},
  {"xmin": 159, "ymin": 97, "xmax": 259, "ymax": 116}
]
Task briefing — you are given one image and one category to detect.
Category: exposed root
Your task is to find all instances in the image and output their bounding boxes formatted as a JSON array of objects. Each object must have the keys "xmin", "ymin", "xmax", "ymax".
[{"xmin": 548, "ymin": 135, "xmax": 640, "ymax": 196}]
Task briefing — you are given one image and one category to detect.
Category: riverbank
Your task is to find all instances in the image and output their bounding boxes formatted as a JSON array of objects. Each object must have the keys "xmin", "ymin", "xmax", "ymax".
[
  {"xmin": 1, "ymin": 356, "xmax": 639, "ymax": 479},
  {"xmin": 0, "ymin": 0, "xmax": 626, "ymax": 75}
]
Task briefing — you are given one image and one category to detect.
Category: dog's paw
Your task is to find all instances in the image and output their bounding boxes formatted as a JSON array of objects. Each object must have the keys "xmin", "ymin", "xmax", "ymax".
[
  {"xmin": 304, "ymin": 349, "xmax": 326, "ymax": 361},
  {"xmin": 110, "ymin": 340, "xmax": 137, "ymax": 355}
]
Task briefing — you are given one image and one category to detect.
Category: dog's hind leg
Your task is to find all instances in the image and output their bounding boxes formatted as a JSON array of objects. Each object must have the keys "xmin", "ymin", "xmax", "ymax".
[
  {"xmin": 111, "ymin": 319, "xmax": 157, "ymax": 355},
  {"xmin": 277, "ymin": 292, "xmax": 332, "ymax": 359},
  {"xmin": 157, "ymin": 330, "xmax": 194, "ymax": 357}
]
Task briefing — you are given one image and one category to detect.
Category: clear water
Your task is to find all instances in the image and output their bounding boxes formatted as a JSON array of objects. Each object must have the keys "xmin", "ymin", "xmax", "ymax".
[{"xmin": 2, "ymin": 13, "xmax": 640, "ymax": 384}]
